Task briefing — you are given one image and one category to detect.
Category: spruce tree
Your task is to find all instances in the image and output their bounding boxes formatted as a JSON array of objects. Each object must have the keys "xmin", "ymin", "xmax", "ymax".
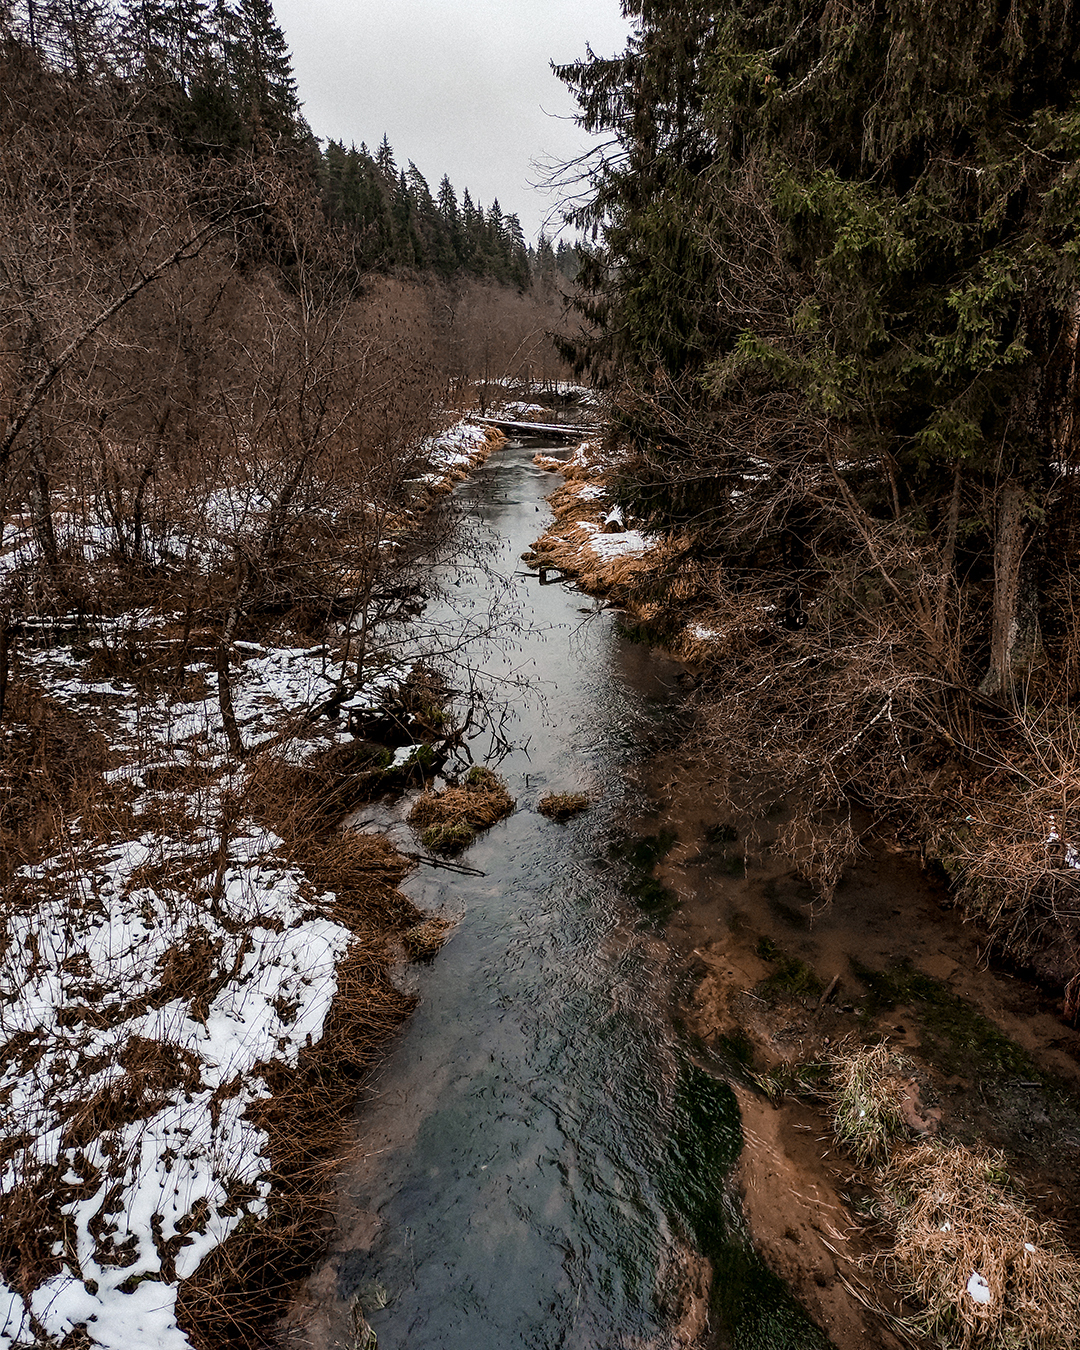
[
  {"xmin": 559, "ymin": 0, "xmax": 1080, "ymax": 693},
  {"xmin": 227, "ymin": 0, "xmax": 300, "ymax": 139}
]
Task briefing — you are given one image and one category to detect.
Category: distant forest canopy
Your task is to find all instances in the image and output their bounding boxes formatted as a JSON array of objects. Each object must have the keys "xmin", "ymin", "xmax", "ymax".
[
  {"xmin": 1, "ymin": 0, "xmax": 583, "ymax": 287},
  {"xmin": 320, "ymin": 137, "xmax": 583, "ymax": 285}
]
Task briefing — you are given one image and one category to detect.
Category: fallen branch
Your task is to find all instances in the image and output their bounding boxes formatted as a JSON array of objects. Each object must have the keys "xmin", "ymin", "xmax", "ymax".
[{"xmin": 404, "ymin": 850, "xmax": 487, "ymax": 876}]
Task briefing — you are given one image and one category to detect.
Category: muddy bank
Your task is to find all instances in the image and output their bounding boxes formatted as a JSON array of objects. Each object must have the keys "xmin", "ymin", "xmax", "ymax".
[{"xmin": 616, "ymin": 748, "xmax": 1080, "ymax": 1347}]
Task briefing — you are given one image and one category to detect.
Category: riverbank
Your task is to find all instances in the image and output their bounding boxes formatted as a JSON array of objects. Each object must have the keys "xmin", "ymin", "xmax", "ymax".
[
  {"xmin": 0, "ymin": 419, "xmax": 504, "ymax": 1350},
  {"xmin": 529, "ymin": 445, "xmax": 1080, "ymax": 1348},
  {"xmin": 634, "ymin": 759, "xmax": 1080, "ymax": 1348}
]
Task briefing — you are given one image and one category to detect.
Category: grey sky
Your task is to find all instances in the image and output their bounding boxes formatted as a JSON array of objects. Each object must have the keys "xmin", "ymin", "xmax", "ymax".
[{"xmin": 273, "ymin": 0, "xmax": 631, "ymax": 241}]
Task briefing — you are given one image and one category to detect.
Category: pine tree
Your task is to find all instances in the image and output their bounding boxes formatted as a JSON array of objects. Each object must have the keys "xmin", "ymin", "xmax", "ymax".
[
  {"xmin": 226, "ymin": 0, "xmax": 300, "ymax": 139},
  {"xmin": 503, "ymin": 211, "xmax": 530, "ymax": 290},
  {"xmin": 375, "ymin": 132, "xmax": 396, "ymax": 180},
  {"xmin": 14, "ymin": 0, "xmax": 116, "ymax": 77}
]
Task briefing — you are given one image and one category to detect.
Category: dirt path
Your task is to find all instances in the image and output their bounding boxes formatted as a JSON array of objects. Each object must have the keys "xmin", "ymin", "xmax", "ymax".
[{"xmin": 626, "ymin": 749, "xmax": 1080, "ymax": 1348}]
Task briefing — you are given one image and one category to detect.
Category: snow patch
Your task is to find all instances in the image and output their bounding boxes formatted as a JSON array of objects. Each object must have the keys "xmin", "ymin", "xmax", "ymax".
[{"xmin": 579, "ymin": 521, "xmax": 656, "ymax": 561}]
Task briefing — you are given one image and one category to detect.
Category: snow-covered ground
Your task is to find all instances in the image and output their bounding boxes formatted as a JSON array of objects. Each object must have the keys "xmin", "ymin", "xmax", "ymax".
[
  {"xmin": 578, "ymin": 520, "xmax": 657, "ymax": 561},
  {"xmin": 1, "ymin": 823, "xmax": 350, "ymax": 1350},
  {"xmin": 0, "ymin": 622, "xmax": 416, "ymax": 1348},
  {"xmin": 0, "ymin": 418, "xmax": 483, "ymax": 1350},
  {"xmin": 414, "ymin": 420, "xmax": 496, "ymax": 489}
]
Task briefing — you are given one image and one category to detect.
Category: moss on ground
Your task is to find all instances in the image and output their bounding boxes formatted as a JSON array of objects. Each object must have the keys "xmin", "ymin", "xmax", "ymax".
[
  {"xmin": 849, "ymin": 958, "xmax": 1037, "ymax": 1081},
  {"xmin": 755, "ymin": 937, "xmax": 827, "ymax": 1003}
]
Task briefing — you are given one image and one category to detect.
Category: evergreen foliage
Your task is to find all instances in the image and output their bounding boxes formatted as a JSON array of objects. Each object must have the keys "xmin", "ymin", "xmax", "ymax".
[
  {"xmin": 317, "ymin": 136, "xmax": 540, "ymax": 283},
  {"xmin": 557, "ymin": 0, "xmax": 1080, "ymax": 695},
  {"xmin": 2, "ymin": 0, "xmax": 583, "ymax": 289}
]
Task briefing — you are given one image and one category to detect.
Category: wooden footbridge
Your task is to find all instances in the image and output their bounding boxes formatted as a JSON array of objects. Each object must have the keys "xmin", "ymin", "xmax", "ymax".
[{"xmin": 469, "ymin": 415, "xmax": 603, "ymax": 440}]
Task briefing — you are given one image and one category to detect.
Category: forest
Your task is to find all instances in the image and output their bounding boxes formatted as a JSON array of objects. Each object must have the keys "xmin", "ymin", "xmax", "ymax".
[
  {"xmin": 0, "ymin": 0, "xmax": 582, "ymax": 730},
  {"xmin": 8, "ymin": 0, "xmax": 1080, "ymax": 1347},
  {"xmin": 558, "ymin": 0, "xmax": 1080, "ymax": 997}
]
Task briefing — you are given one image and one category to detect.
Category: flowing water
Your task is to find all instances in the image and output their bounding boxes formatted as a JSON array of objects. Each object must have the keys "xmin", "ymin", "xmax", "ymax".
[{"xmin": 293, "ymin": 438, "xmax": 826, "ymax": 1350}]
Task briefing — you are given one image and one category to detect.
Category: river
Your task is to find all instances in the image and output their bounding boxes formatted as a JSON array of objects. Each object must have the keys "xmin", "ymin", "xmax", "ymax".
[{"xmin": 290, "ymin": 436, "xmax": 828, "ymax": 1350}]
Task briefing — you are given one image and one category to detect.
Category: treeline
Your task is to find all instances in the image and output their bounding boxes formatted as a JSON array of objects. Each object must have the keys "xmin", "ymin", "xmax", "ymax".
[
  {"xmin": 558, "ymin": 1, "xmax": 1080, "ymax": 977},
  {"xmin": 2, "ymin": 0, "xmax": 583, "ymax": 288},
  {"xmin": 321, "ymin": 138, "xmax": 581, "ymax": 285},
  {"xmin": 5, "ymin": 0, "xmax": 303, "ymax": 144}
]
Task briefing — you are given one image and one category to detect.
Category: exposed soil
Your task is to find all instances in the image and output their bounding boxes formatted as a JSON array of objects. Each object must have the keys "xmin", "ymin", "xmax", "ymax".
[{"xmin": 626, "ymin": 749, "xmax": 1080, "ymax": 1349}]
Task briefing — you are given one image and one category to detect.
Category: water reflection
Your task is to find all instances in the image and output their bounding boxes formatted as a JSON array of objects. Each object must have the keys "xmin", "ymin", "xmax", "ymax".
[{"xmin": 296, "ymin": 438, "xmax": 820, "ymax": 1350}]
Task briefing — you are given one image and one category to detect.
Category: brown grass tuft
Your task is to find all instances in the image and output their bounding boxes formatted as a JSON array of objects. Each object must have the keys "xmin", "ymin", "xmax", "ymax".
[
  {"xmin": 408, "ymin": 766, "xmax": 515, "ymax": 854},
  {"xmin": 0, "ymin": 680, "xmax": 112, "ymax": 877},
  {"xmin": 403, "ymin": 915, "xmax": 456, "ymax": 959},
  {"xmin": 537, "ymin": 792, "xmax": 589, "ymax": 821},
  {"xmin": 288, "ymin": 830, "xmax": 420, "ymax": 933},
  {"xmin": 246, "ymin": 742, "xmax": 398, "ymax": 845},
  {"xmin": 881, "ymin": 1141, "xmax": 1080, "ymax": 1350}
]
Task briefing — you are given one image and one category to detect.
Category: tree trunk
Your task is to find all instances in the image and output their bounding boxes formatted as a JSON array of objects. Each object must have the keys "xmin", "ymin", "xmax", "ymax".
[
  {"xmin": 0, "ymin": 612, "xmax": 10, "ymax": 723},
  {"xmin": 20, "ymin": 323, "xmax": 60, "ymax": 579},
  {"xmin": 981, "ymin": 481, "xmax": 1042, "ymax": 698},
  {"xmin": 216, "ymin": 557, "xmax": 251, "ymax": 758}
]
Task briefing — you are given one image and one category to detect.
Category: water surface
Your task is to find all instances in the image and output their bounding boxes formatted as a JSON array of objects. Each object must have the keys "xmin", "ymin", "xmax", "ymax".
[{"xmin": 297, "ymin": 439, "xmax": 822, "ymax": 1350}]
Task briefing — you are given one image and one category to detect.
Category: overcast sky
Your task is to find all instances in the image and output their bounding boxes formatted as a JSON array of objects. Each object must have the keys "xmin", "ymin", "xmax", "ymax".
[{"xmin": 273, "ymin": 0, "xmax": 631, "ymax": 241}]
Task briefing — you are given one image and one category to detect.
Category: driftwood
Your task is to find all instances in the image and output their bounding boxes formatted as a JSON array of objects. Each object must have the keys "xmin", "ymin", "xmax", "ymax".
[{"xmin": 404, "ymin": 850, "xmax": 486, "ymax": 876}]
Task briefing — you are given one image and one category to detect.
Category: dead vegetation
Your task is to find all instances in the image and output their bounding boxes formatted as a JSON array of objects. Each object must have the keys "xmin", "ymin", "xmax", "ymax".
[
  {"xmin": 175, "ymin": 940, "xmax": 418, "ymax": 1350},
  {"xmin": 526, "ymin": 476, "xmax": 674, "ymax": 598},
  {"xmin": 537, "ymin": 791, "xmax": 590, "ymax": 820},
  {"xmin": 402, "ymin": 915, "xmax": 457, "ymax": 960},
  {"xmin": 810, "ymin": 1042, "xmax": 1080, "ymax": 1350},
  {"xmin": 0, "ymin": 685, "xmax": 438, "ymax": 1350},
  {"xmin": 531, "ymin": 441, "xmax": 1080, "ymax": 1006},
  {"xmin": 830, "ymin": 1042, "xmax": 910, "ymax": 1167},
  {"xmin": 882, "ymin": 1142, "xmax": 1080, "ymax": 1350},
  {"xmin": 407, "ymin": 765, "xmax": 516, "ymax": 853}
]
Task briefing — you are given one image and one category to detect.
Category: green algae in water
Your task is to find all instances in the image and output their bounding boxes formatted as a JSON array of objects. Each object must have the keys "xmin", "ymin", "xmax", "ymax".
[
  {"xmin": 609, "ymin": 829, "xmax": 680, "ymax": 927},
  {"xmin": 661, "ymin": 1065, "xmax": 829, "ymax": 1350},
  {"xmin": 850, "ymin": 958, "xmax": 1037, "ymax": 1079}
]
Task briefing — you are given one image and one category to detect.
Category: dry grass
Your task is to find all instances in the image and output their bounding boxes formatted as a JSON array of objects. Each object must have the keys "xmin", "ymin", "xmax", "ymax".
[
  {"xmin": 288, "ymin": 831, "xmax": 421, "ymax": 933},
  {"xmin": 246, "ymin": 743, "xmax": 396, "ymax": 844},
  {"xmin": 402, "ymin": 915, "xmax": 456, "ymax": 959},
  {"xmin": 927, "ymin": 762, "xmax": 1080, "ymax": 989},
  {"xmin": 408, "ymin": 766, "xmax": 515, "ymax": 853},
  {"xmin": 0, "ymin": 679, "xmax": 113, "ymax": 877},
  {"xmin": 881, "ymin": 1141, "xmax": 1080, "ymax": 1350},
  {"xmin": 530, "ymin": 531, "xmax": 674, "ymax": 605},
  {"xmin": 830, "ymin": 1042, "xmax": 910, "ymax": 1166},
  {"xmin": 0, "ymin": 678, "xmax": 438, "ymax": 1349},
  {"xmin": 537, "ymin": 791, "xmax": 589, "ymax": 820},
  {"xmin": 533, "ymin": 437, "xmax": 604, "ymax": 480}
]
